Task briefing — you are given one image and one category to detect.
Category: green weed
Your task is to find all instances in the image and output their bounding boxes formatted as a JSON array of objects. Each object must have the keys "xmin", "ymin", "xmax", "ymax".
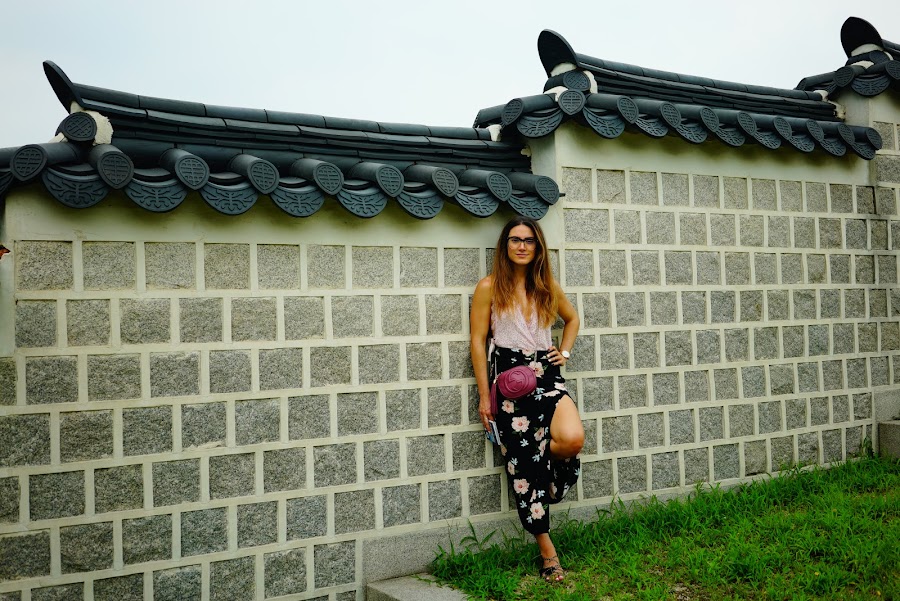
[{"xmin": 431, "ymin": 456, "xmax": 900, "ymax": 600}]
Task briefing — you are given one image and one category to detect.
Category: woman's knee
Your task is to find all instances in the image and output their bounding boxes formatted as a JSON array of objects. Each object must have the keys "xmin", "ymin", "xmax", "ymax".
[{"xmin": 553, "ymin": 430, "xmax": 584, "ymax": 457}]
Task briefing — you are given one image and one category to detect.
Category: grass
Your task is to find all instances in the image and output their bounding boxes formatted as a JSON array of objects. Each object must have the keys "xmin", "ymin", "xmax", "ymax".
[{"xmin": 431, "ymin": 455, "xmax": 900, "ymax": 600}]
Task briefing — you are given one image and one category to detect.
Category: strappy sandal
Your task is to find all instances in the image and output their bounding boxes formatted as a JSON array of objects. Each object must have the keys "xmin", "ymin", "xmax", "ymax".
[{"xmin": 538, "ymin": 555, "xmax": 565, "ymax": 583}]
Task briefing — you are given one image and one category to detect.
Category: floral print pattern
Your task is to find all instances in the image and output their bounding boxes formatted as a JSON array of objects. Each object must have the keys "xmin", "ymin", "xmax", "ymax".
[{"xmin": 490, "ymin": 346, "xmax": 581, "ymax": 534}]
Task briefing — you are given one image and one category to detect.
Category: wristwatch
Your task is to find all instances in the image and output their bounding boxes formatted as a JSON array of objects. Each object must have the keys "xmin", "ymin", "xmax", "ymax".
[{"xmin": 561, "ymin": 350, "xmax": 571, "ymax": 359}]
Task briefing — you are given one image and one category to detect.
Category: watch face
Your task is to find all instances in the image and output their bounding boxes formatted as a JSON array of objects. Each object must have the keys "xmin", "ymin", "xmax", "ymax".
[{"xmin": 561, "ymin": 351, "xmax": 570, "ymax": 359}]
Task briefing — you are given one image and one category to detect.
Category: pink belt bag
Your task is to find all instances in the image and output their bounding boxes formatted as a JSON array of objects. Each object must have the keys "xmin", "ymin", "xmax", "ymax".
[{"xmin": 489, "ymin": 365, "xmax": 537, "ymax": 415}]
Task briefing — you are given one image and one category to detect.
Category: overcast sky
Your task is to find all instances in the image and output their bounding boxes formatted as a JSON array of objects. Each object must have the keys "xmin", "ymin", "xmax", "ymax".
[{"xmin": 2, "ymin": 0, "xmax": 899, "ymax": 148}]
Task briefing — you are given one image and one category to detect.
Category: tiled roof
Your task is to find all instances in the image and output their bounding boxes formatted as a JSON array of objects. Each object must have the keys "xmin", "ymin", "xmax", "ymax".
[
  {"xmin": 475, "ymin": 27, "xmax": 884, "ymax": 160},
  {"xmin": 0, "ymin": 62, "xmax": 559, "ymax": 220},
  {"xmin": 795, "ymin": 17, "xmax": 900, "ymax": 99}
]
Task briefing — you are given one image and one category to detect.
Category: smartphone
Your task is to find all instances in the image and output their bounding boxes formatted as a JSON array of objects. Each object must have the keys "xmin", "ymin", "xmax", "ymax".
[{"xmin": 485, "ymin": 420, "xmax": 501, "ymax": 444}]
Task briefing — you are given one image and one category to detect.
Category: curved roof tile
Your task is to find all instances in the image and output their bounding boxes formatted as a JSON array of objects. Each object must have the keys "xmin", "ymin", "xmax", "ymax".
[{"xmin": 2, "ymin": 63, "xmax": 560, "ymax": 220}]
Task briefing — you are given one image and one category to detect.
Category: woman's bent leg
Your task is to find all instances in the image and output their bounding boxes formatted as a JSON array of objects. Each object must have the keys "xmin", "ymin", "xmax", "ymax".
[{"xmin": 549, "ymin": 394, "xmax": 584, "ymax": 459}]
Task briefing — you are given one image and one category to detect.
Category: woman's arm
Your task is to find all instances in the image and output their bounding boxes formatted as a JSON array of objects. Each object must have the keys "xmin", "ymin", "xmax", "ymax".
[
  {"xmin": 470, "ymin": 276, "xmax": 493, "ymax": 430},
  {"xmin": 550, "ymin": 284, "xmax": 580, "ymax": 366}
]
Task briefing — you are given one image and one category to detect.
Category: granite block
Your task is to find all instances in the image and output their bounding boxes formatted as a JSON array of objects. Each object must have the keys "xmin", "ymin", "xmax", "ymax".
[
  {"xmin": 289, "ymin": 395, "xmax": 330, "ymax": 440},
  {"xmin": 32, "ymin": 584, "xmax": 83, "ymax": 601},
  {"xmin": 708, "ymin": 214, "xmax": 735, "ymax": 247},
  {"xmin": 878, "ymin": 255, "xmax": 897, "ymax": 284},
  {"xmin": 564, "ymin": 208, "xmax": 609, "ymax": 242},
  {"xmin": 780, "ymin": 180, "xmax": 802, "ymax": 211},
  {"xmin": 781, "ymin": 253, "xmax": 802, "ymax": 284},
  {"xmin": 684, "ymin": 448, "xmax": 710, "ymax": 483},
  {"xmin": 400, "ymin": 247, "xmax": 438, "ymax": 287},
  {"xmin": 386, "ymin": 388, "xmax": 420, "ymax": 431},
  {"xmin": 696, "ymin": 329, "xmax": 720, "ymax": 364},
  {"xmin": 145, "ymin": 243, "xmax": 195, "ymax": 289},
  {"xmin": 617, "ymin": 455, "xmax": 647, "ymax": 493},
  {"xmin": 209, "ymin": 350, "xmax": 251, "ymax": 394},
  {"xmin": 664, "ymin": 251, "xmax": 692, "ymax": 284},
  {"xmin": 287, "ymin": 494, "xmax": 327, "ymax": 540},
  {"xmin": 614, "ymin": 210, "xmax": 641, "ymax": 244},
  {"xmin": 679, "ymin": 213, "xmax": 707, "ymax": 245},
  {"xmin": 650, "ymin": 292, "xmax": 677, "ymax": 325},
  {"xmin": 793, "ymin": 217, "xmax": 816, "ymax": 248},
  {"xmin": 685, "ymin": 370, "xmax": 710, "ymax": 403},
  {"xmin": 150, "ymin": 352, "xmax": 199, "ymax": 397},
  {"xmin": 758, "ymin": 401, "xmax": 783, "ymax": 434},
  {"xmin": 582, "ymin": 377, "xmax": 613, "ymax": 412},
  {"xmin": 739, "ymin": 291, "xmax": 762, "ymax": 323},
  {"xmin": 664, "ymin": 331, "xmax": 692, "ymax": 366},
  {"xmin": 654, "ymin": 172, "xmax": 687, "ymax": 205},
  {"xmin": 819, "ymin": 290, "xmax": 841, "ymax": 319},
  {"xmin": 94, "ymin": 574, "xmax": 143, "ymax": 601},
  {"xmin": 652, "ymin": 452, "xmax": 680, "ymax": 489},
  {"xmin": 120, "ymin": 298, "xmax": 170, "ymax": 344},
  {"xmin": 767, "ymin": 215, "xmax": 790, "ymax": 248},
  {"xmin": 882, "ymin": 322, "xmax": 900, "ymax": 351},
  {"xmin": 231, "ymin": 297, "xmax": 277, "ymax": 341},
  {"xmin": 602, "ymin": 415, "xmax": 633, "ymax": 452},
  {"xmin": 352, "ymin": 246, "xmax": 393, "ymax": 288},
  {"xmin": 633, "ymin": 332, "xmax": 659, "ymax": 369},
  {"xmin": 182, "ymin": 402, "xmax": 226, "ymax": 448},
  {"xmin": 30, "ymin": 471, "xmax": 84, "ymax": 520},
  {"xmin": 309, "ymin": 346, "xmax": 352, "ymax": 386},
  {"xmin": 152, "ymin": 459, "xmax": 200, "ymax": 506},
  {"xmin": 86, "ymin": 354, "xmax": 141, "ymax": 404},
  {"xmin": 637, "ymin": 413, "xmax": 664, "ymax": 448},
  {"xmin": 819, "ymin": 218, "xmax": 843, "ymax": 248},
  {"xmin": 123, "ymin": 406, "xmax": 172, "ymax": 456},
  {"xmin": 786, "ymin": 398, "xmax": 807, "ymax": 430},
  {"xmin": 210, "ymin": 556, "xmax": 255, "ymax": 601},
  {"xmin": 181, "ymin": 507, "xmax": 228, "ymax": 557},
  {"xmin": 209, "ymin": 453, "xmax": 255, "ymax": 498},
  {"xmin": 771, "ymin": 436, "xmax": 796, "ymax": 470},
  {"xmin": 94, "ymin": 464, "xmax": 143, "ymax": 513},
  {"xmin": 468, "ymin": 474, "xmax": 501, "ymax": 515},
  {"xmin": 428, "ymin": 386, "xmax": 461, "ymax": 428},
  {"xmin": 597, "ymin": 169, "xmax": 625, "ymax": 203},
  {"xmin": 713, "ymin": 368, "xmax": 737, "ymax": 400},
  {"xmin": 314, "ymin": 542, "xmax": 356, "ymax": 588},
  {"xmin": 314, "ymin": 443, "xmax": 357, "ymax": 487},
  {"xmin": 858, "ymin": 322, "xmax": 878, "ymax": 353},
  {"xmin": 581, "ymin": 459, "xmax": 613, "ymax": 498},
  {"xmin": 334, "ymin": 489, "xmax": 376, "ymax": 534},
  {"xmin": 687, "ymin": 174, "xmax": 716, "ymax": 207},
  {"xmin": 60, "ymin": 410, "xmax": 113, "ymax": 462},
  {"xmin": 754, "ymin": 327, "xmax": 778, "ymax": 360},
  {"xmin": 264, "ymin": 447, "xmax": 306, "ymax": 493},
  {"xmin": 798, "ymin": 432, "xmax": 819, "ymax": 464},
  {"xmin": 872, "ymin": 220, "xmax": 889, "ymax": 249},
  {"xmin": 822, "ymin": 429, "xmax": 843, "ymax": 463},
  {"xmin": 83, "ymin": 241, "xmax": 135, "ymax": 290},
  {"xmin": 284, "ymin": 296, "xmax": 325, "ymax": 339},
  {"xmin": 0, "ymin": 477, "xmax": 18, "ymax": 524},
  {"xmin": 257, "ymin": 244, "xmax": 300, "ymax": 289},
  {"xmin": 337, "ymin": 392, "xmax": 378, "ymax": 436},
  {"xmin": 235, "ymin": 398, "xmax": 280, "ymax": 445},
  {"xmin": 710, "ymin": 291, "xmax": 735, "ymax": 323},
  {"xmin": 16, "ymin": 241, "xmax": 72, "ymax": 290},
  {"xmin": 599, "ymin": 334, "xmax": 628, "ymax": 370},
  {"xmin": 742, "ymin": 365, "xmax": 766, "ymax": 398},
  {"xmin": 681, "ymin": 291, "xmax": 707, "ymax": 325},
  {"xmin": 0, "ymin": 359, "xmax": 14, "ymax": 406},
  {"xmin": 830, "ymin": 184, "xmax": 852, "ymax": 213},
  {"xmin": 408, "ymin": 435, "xmax": 445, "ymax": 476},
  {"xmin": 833, "ymin": 323, "xmax": 855, "ymax": 355},
  {"xmin": 805, "ymin": 182, "xmax": 827, "ymax": 212},
  {"xmin": 381, "ymin": 295, "xmax": 419, "ymax": 336},
  {"xmin": 265, "ymin": 548, "xmax": 307, "ymax": 598},
  {"xmin": 744, "ymin": 440, "xmax": 767, "ymax": 476},
  {"xmin": 847, "ymin": 358, "xmax": 868, "ymax": 389},
  {"xmin": 382, "ymin": 484, "xmax": 421, "ymax": 527},
  {"xmin": 406, "ymin": 342, "xmax": 443, "ymax": 381},
  {"xmin": 699, "ymin": 406, "xmax": 724, "ymax": 442},
  {"xmin": 753, "ymin": 253, "xmax": 776, "ymax": 285},
  {"xmin": 16, "ymin": 301, "xmax": 56, "ymax": 348},
  {"xmin": 362, "ymin": 439, "xmax": 400, "ymax": 481},
  {"xmin": 713, "ymin": 444, "xmax": 739, "ymax": 481},
  {"xmin": 259, "ymin": 347, "xmax": 302, "ymax": 390},
  {"xmin": 25, "ymin": 356, "xmax": 78, "ymax": 404},
  {"xmin": 629, "ymin": 171, "xmax": 658, "ymax": 205},
  {"xmin": 582, "ymin": 293, "xmax": 610, "ymax": 328},
  {"xmin": 204, "ymin": 243, "xmax": 250, "ymax": 289},
  {"xmin": 444, "ymin": 248, "xmax": 480, "ymax": 287},
  {"xmin": 238, "ymin": 501, "xmax": 278, "ymax": 547},
  {"xmin": 767, "ymin": 290, "xmax": 789, "ymax": 321},
  {"xmin": 153, "ymin": 566, "xmax": 202, "ymax": 601},
  {"xmin": 798, "ymin": 362, "xmax": 820, "ymax": 393},
  {"xmin": 308, "ymin": 244, "xmax": 346, "ymax": 289},
  {"xmin": 428, "ymin": 479, "xmax": 462, "ymax": 521},
  {"xmin": 566, "ymin": 249, "xmax": 595, "ymax": 287},
  {"xmin": 0, "ymin": 414, "xmax": 50, "ymax": 467},
  {"xmin": 646, "ymin": 212, "xmax": 676, "ymax": 244},
  {"xmin": 728, "ymin": 404, "xmax": 754, "ymax": 437},
  {"xmin": 60, "ymin": 522, "xmax": 113, "ymax": 573},
  {"xmin": 696, "ymin": 251, "xmax": 720, "ymax": 285},
  {"xmin": 618, "ymin": 374, "xmax": 647, "ymax": 409},
  {"xmin": 0, "ymin": 531, "xmax": 51, "ymax": 580},
  {"xmin": 615, "ymin": 292, "xmax": 645, "ymax": 326},
  {"xmin": 598, "ymin": 250, "xmax": 626, "ymax": 286},
  {"xmin": 844, "ymin": 289, "xmax": 865, "ymax": 318},
  {"xmin": 822, "ymin": 360, "xmax": 844, "ymax": 390},
  {"xmin": 179, "ymin": 297, "xmax": 223, "ymax": 343},
  {"xmin": 426, "ymin": 294, "xmax": 462, "ymax": 334}
]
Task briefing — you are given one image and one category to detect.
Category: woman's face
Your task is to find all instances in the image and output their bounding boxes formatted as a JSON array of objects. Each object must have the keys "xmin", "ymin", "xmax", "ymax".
[{"xmin": 506, "ymin": 224, "xmax": 537, "ymax": 267}]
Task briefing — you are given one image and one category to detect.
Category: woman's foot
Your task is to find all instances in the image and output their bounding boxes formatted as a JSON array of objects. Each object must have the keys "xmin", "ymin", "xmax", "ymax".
[{"xmin": 539, "ymin": 555, "xmax": 565, "ymax": 582}]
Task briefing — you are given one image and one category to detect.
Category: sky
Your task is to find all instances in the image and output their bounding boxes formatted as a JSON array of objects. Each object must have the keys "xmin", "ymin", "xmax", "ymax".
[{"xmin": 2, "ymin": 0, "xmax": 900, "ymax": 148}]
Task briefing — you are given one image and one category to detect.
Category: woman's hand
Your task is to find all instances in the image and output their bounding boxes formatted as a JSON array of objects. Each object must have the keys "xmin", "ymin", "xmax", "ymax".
[
  {"xmin": 479, "ymin": 394, "xmax": 493, "ymax": 431},
  {"xmin": 547, "ymin": 345, "xmax": 568, "ymax": 367}
]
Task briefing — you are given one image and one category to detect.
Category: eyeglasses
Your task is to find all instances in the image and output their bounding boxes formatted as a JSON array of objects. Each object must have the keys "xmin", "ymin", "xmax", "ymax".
[{"xmin": 507, "ymin": 236, "xmax": 537, "ymax": 248}]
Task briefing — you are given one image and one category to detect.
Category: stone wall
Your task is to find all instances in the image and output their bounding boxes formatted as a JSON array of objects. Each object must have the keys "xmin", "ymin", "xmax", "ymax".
[
  {"xmin": 2, "ymin": 114, "xmax": 900, "ymax": 600},
  {"xmin": 554, "ymin": 117, "xmax": 900, "ymax": 501},
  {"xmin": 0, "ymin": 196, "xmax": 512, "ymax": 600}
]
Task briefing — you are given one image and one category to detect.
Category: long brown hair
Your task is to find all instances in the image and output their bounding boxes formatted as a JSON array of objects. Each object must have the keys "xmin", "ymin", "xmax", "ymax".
[{"xmin": 492, "ymin": 217, "xmax": 558, "ymax": 327}]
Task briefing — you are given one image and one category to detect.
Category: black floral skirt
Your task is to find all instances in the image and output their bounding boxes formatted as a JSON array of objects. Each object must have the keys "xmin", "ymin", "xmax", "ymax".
[{"xmin": 490, "ymin": 345, "xmax": 581, "ymax": 535}]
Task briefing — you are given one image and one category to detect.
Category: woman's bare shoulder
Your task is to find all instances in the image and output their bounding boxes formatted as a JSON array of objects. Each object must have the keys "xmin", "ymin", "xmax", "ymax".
[{"xmin": 475, "ymin": 275, "xmax": 494, "ymax": 291}]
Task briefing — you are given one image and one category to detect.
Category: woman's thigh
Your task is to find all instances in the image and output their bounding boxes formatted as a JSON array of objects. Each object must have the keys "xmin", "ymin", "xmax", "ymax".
[{"xmin": 549, "ymin": 394, "xmax": 584, "ymax": 444}]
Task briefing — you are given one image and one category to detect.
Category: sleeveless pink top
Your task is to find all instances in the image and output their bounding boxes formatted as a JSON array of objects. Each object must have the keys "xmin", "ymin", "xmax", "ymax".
[{"xmin": 491, "ymin": 304, "xmax": 553, "ymax": 353}]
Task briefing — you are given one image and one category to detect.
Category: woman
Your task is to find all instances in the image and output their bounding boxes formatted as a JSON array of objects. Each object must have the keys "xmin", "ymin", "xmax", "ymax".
[{"xmin": 470, "ymin": 216, "xmax": 584, "ymax": 582}]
